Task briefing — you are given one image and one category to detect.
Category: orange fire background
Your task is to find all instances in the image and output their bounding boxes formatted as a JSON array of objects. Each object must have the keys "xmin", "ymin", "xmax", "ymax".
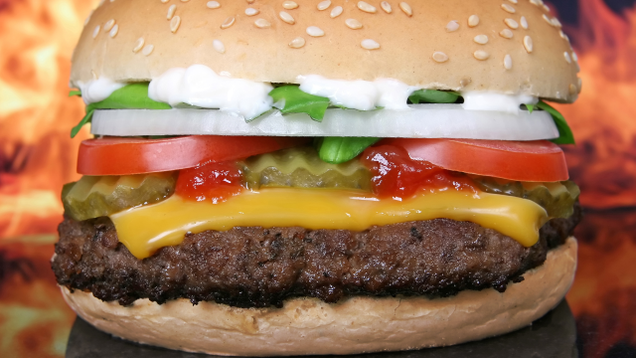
[{"xmin": 0, "ymin": 0, "xmax": 635, "ymax": 357}]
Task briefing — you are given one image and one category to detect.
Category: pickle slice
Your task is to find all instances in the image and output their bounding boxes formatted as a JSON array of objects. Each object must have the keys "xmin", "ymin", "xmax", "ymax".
[
  {"xmin": 62, "ymin": 172, "xmax": 176, "ymax": 221},
  {"xmin": 475, "ymin": 177, "xmax": 580, "ymax": 218},
  {"xmin": 243, "ymin": 146, "xmax": 372, "ymax": 191}
]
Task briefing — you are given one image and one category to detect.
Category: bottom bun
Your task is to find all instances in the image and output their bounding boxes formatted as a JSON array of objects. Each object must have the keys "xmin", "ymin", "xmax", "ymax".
[{"xmin": 61, "ymin": 237, "xmax": 577, "ymax": 356}]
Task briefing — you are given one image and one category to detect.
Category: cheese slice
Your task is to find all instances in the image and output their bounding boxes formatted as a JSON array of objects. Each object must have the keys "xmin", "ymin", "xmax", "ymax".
[{"xmin": 110, "ymin": 189, "xmax": 548, "ymax": 259}]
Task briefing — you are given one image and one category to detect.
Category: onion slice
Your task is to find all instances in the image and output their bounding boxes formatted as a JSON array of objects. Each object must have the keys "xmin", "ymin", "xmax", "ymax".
[{"xmin": 91, "ymin": 104, "xmax": 558, "ymax": 140}]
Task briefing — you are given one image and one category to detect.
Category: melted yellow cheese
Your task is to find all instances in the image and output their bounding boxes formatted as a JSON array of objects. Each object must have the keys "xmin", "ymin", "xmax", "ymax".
[{"xmin": 110, "ymin": 189, "xmax": 548, "ymax": 259}]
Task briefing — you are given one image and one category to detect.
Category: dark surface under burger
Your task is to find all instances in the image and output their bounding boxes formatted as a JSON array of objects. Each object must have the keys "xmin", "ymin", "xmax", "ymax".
[{"xmin": 52, "ymin": 202, "xmax": 581, "ymax": 308}]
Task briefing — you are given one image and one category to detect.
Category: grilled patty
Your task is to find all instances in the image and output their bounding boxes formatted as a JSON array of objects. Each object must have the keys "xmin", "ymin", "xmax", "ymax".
[{"xmin": 52, "ymin": 202, "xmax": 581, "ymax": 308}]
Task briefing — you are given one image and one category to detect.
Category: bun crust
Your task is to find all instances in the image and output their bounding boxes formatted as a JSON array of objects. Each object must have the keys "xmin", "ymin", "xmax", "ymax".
[
  {"xmin": 61, "ymin": 237, "xmax": 577, "ymax": 356},
  {"xmin": 72, "ymin": 0, "xmax": 580, "ymax": 102}
]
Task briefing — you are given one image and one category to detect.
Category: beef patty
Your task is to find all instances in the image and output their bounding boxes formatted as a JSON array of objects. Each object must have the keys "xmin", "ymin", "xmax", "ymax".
[{"xmin": 52, "ymin": 202, "xmax": 582, "ymax": 308}]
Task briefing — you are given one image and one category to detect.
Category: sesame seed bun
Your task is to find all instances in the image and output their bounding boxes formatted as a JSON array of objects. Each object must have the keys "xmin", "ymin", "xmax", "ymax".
[
  {"xmin": 72, "ymin": 0, "xmax": 580, "ymax": 102},
  {"xmin": 60, "ymin": 237, "xmax": 577, "ymax": 356}
]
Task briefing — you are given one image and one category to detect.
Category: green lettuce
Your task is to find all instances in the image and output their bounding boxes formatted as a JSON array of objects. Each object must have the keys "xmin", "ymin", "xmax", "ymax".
[
  {"xmin": 269, "ymin": 85, "xmax": 330, "ymax": 121},
  {"xmin": 314, "ymin": 137, "xmax": 380, "ymax": 164},
  {"xmin": 526, "ymin": 101, "xmax": 575, "ymax": 145},
  {"xmin": 408, "ymin": 89, "xmax": 460, "ymax": 104},
  {"xmin": 70, "ymin": 83, "xmax": 171, "ymax": 138}
]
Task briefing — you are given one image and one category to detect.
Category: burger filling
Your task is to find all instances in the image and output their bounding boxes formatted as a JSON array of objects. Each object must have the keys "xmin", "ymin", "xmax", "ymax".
[{"xmin": 54, "ymin": 69, "xmax": 581, "ymax": 308}]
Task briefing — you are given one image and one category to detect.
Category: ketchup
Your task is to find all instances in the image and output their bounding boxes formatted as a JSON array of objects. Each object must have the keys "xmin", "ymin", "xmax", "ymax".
[
  {"xmin": 360, "ymin": 145, "xmax": 478, "ymax": 199},
  {"xmin": 175, "ymin": 160, "xmax": 244, "ymax": 203}
]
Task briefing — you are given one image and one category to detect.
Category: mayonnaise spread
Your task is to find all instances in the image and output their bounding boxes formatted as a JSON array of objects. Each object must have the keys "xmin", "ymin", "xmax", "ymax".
[{"xmin": 77, "ymin": 64, "xmax": 539, "ymax": 117}]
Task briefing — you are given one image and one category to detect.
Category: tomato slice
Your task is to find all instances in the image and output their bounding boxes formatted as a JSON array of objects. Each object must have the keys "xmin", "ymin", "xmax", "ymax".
[
  {"xmin": 380, "ymin": 138, "xmax": 569, "ymax": 182},
  {"xmin": 78, "ymin": 136, "xmax": 309, "ymax": 175}
]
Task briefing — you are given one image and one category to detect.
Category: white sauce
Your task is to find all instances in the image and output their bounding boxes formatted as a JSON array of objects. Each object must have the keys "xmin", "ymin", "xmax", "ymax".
[
  {"xmin": 77, "ymin": 67, "xmax": 539, "ymax": 118},
  {"xmin": 77, "ymin": 78, "xmax": 125, "ymax": 105},
  {"xmin": 148, "ymin": 64, "xmax": 273, "ymax": 119},
  {"xmin": 461, "ymin": 92, "xmax": 538, "ymax": 113},
  {"xmin": 298, "ymin": 75, "xmax": 415, "ymax": 111}
]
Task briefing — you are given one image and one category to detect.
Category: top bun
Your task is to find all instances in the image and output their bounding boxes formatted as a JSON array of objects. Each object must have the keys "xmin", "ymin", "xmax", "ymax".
[{"xmin": 72, "ymin": 0, "xmax": 580, "ymax": 102}]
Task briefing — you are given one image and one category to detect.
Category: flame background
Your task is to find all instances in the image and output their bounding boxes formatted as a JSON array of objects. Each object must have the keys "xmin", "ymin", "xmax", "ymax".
[{"xmin": 0, "ymin": 0, "xmax": 635, "ymax": 357}]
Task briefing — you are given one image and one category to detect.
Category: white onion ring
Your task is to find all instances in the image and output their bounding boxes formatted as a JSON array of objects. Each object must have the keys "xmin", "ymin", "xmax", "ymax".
[{"xmin": 91, "ymin": 104, "xmax": 558, "ymax": 140}]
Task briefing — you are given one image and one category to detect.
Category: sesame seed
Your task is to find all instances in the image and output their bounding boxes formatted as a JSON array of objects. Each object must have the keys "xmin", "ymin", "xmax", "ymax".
[
  {"xmin": 504, "ymin": 18, "xmax": 518, "ymax": 29},
  {"xmin": 551, "ymin": 17, "xmax": 562, "ymax": 28},
  {"xmin": 460, "ymin": 77, "xmax": 472, "ymax": 87},
  {"xmin": 361, "ymin": 39, "xmax": 380, "ymax": 50},
  {"xmin": 473, "ymin": 34, "xmax": 488, "ymax": 44},
  {"xmin": 213, "ymin": 39, "xmax": 225, "ymax": 53},
  {"xmin": 104, "ymin": 19, "xmax": 115, "ymax": 31},
  {"xmin": 142, "ymin": 44, "xmax": 154, "ymax": 56},
  {"xmin": 542, "ymin": 4, "xmax": 550, "ymax": 12},
  {"xmin": 529, "ymin": 0, "xmax": 543, "ymax": 6},
  {"xmin": 109, "ymin": 24, "xmax": 118, "ymax": 37},
  {"xmin": 254, "ymin": 18, "xmax": 271, "ymax": 28},
  {"xmin": 92, "ymin": 25, "xmax": 100, "ymax": 38},
  {"xmin": 499, "ymin": 29, "xmax": 513, "ymax": 38},
  {"xmin": 245, "ymin": 7, "xmax": 259, "ymax": 16},
  {"xmin": 206, "ymin": 1, "xmax": 220, "ymax": 8},
  {"xmin": 167, "ymin": 4, "xmax": 176, "ymax": 20},
  {"xmin": 288, "ymin": 37, "xmax": 305, "ymax": 48},
  {"xmin": 559, "ymin": 30, "xmax": 569, "ymax": 42},
  {"xmin": 221, "ymin": 16, "xmax": 235, "ymax": 29},
  {"xmin": 161, "ymin": 0, "xmax": 169, "ymax": 3},
  {"xmin": 520, "ymin": 16, "xmax": 528, "ymax": 29},
  {"xmin": 357, "ymin": 1, "xmax": 377, "ymax": 13},
  {"xmin": 569, "ymin": 83, "xmax": 577, "ymax": 96},
  {"xmin": 330, "ymin": 6, "xmax": 343, "ymax": 18},
  {"xmin": 399, "ymin": 2, "xmax": 412, "ymax": 16},
  {"xmin": 279, "ymin": 11, "xmax": 295, "ymax": 24},
  {"xmin": 133, "ymin": 37, "xmax": 145, "ymax": 53},
  {"xmin": 432, "ymin": 51, "xmax": 448, "ymax": 63},
  {"xmin": 504, "ymin": 54, "xmax": 512, "ymax": 70},
  {"xmin": 306, "ymin": 26, "xmax": 325, "ymax": 37},
  {"xmin": 542, "ymin": 14, "xmax": 551, "ymax": 24},
  {"xmin": 345, "ymin": 18, "xmax": 363, "ymax": 29},
  {"xmin": 577, "ymin": 77, "xmax": 582, "ymax": 90},
  {"xmin": 572, "ymin": 52, "xmax": 578, "ymax": 62},
  {"xmin": 564, "ymin": 52, "xmax": 571, "ymax": 63},
  {"xmin": 180, "ymin": 0, "xmax": 189, "ymax": 2},
  {"xmin": 84, "ymin": 11, "xmax": 93, "ymax": 26},
  {"xmin": 317, "ymin": 0, "xmax": 331, "ymax": 11},
  {"xmin": 523, "ymin": 35, "xmax": 533, "ymax": 53},
  {"xmin": 446, "ymin": 20, "xmax": 459, "ymax": 32},
  {"xmin": 468, "ymin": 15, "xmax": 479, "ymax": 27},
  {"xmin": 381, "ymin": 1, "xmax": 392, "ymax": 13},
  {"xmin": 508, "ymin": 0, "xmax": 517, "ymax": 3},
  {"xmin": 473, "ymin": 50, "xmax": 490, "ymax": 60},
  {"xmin": 282, "ymin": 1, "xmax": 298, "ymax": 10},
  {"xmin": 170, "ymin": 16, "xmax": 181, "ymax": 33},
  {"xmin": 501, "ymin": 4, "xmax": 515, "ymax": 13}
]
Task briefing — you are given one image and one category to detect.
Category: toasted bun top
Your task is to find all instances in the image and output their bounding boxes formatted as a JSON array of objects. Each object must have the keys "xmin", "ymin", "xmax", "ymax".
[{"xmin": 72, "ymin": 0, "xmax": 580, "ymax": 102}]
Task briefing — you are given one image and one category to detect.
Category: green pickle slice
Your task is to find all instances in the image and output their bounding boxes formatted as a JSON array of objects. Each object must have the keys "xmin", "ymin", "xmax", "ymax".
[
  {"xmin": 474, "ymin": 177, "xmax": 580, "ymax": 218},
  {"xmin": 62, "ymin": 172, "xmax": 177, "ymax": 221},
  {"xmin": 243, "ymin": 146, "xmax": 372, "ymax": 191}
]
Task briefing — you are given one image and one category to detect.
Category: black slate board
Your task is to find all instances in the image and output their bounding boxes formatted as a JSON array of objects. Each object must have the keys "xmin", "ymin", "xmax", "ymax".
[{"xmin": 66, "ymin": 300, "xmax": 577, "ymax": 358}]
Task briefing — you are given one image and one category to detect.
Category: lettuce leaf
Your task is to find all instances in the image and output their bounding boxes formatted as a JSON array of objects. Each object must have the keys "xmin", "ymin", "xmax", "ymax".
[
  {"xmin": 71, "ymin": 83, "xmax": 171, "ymax": 138},
  {"xmin": 269, "ymin": 85, "xmax": 330, "ymax": 121},
  {"xmin": 525, "ymin": 101, "xmax": 575, "ymax": 145},
  {"xmin": 315, "ymin": 137, "xmax": 380, "ymax": 164},
  {"xmin": 409, "ymin": 89, "xmax": 460, "ymax": 104}
]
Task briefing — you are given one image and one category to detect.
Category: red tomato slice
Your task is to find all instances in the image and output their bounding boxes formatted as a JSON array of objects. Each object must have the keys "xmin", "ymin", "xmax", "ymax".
[
  {"xmin": 78, "ymin": 136, "xmax": 309, "ymax": 175},
  {"xmin": 380, "ymin": 138, "xmax": 569, "ymax": 182}
]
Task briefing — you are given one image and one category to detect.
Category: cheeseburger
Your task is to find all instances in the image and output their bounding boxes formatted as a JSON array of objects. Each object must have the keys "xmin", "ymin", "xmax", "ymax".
[{"xmin": 53, "ymin": 0, "xmax": 583, "ymax": 355}]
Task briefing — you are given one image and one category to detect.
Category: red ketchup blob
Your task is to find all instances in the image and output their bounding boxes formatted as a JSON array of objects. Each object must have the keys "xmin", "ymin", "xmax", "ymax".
[
  {"xmin": 175, "ymin": 160, "xmax": 244, "ymax": 203},
  {"xmin": 360, "ymin": 145, "xmax": 478, "ymax": 199}
]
